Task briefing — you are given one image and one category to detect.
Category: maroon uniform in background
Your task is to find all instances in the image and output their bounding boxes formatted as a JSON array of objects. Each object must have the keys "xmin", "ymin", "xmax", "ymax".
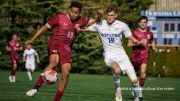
[
  {"xmin": 8, "ymin": 40, "xmax": 21, "ymax": 64},
  {"xmin": 46, "ymin": 13, "xmax": 89, "ymax": 66},
  {"xmin": 131, "ymin": 29, "xmax": 153, "ymax": 71}
]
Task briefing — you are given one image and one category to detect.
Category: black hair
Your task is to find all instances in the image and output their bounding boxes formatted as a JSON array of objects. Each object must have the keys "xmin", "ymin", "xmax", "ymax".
[
  {"xmin": 106, "ymin": 5, "xmax": 118, "ymax": 13},
  {"xmin": 138, "ymin": 16, "xmax": 148, "ymax": 23},
  {"xmin": 70, "ymin": 1, "xmax": 83, "ymax": 11}
]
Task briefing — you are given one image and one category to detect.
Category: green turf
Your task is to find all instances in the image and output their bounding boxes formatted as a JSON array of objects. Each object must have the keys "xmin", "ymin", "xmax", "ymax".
[{"xmin": 0, "ymin": 71, "xmax": 180, "ymax": 101}]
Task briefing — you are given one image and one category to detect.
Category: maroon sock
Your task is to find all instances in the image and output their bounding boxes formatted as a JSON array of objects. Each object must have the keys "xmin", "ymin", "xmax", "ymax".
[
  {"xmin": 140, "ymin": 77, "xmax": 145, "ymax": 87},
  {"xmin": 33, "ymin": 75, "xmax": 44, "ymax": 90},
  {"xmin": 10, "ymin": 69, "xmax": 16, "ymax": 76},
  {"xmin": 54, "ymin": 90, "xmax": 63, "ymax": 101}
]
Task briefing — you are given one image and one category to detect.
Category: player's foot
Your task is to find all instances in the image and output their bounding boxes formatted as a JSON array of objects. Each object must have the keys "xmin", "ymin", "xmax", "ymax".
[
  {"xmin": 139, "ymin": 87, "xmax": 143, "ymax": 98},
  {"xmin": 115, "ymin": 87, "xmax": 122, "ymax": 101},
  {"xmin": 132, "ymin": 87, "xmax": 143, "ymax": 98},
  {"xmin": 135, "ymin": 97, "xmax": 140, "ymax": 101},
  {"xmin": 26, "ymin": 89, "xmax": 37, "ymax": 96},
  {"xmin": 12, "ymin": 76, "xmax": 16, "ymax": 82},
  {"xmin": 8, "ymin": 76, "xmax": 13, "ymax": 82}
]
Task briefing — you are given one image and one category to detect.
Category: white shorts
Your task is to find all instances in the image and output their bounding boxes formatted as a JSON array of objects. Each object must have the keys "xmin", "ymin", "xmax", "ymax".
[
  {"xmin": 25, "ymin": 62, "xmax": 35, "ymax": 71},
  {"xmin": 104, "ymin": 53, "xmax": 137, "ymax": 81}
]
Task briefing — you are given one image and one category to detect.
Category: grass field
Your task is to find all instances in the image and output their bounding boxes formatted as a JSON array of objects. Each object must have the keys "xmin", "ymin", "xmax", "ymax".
[{"xmin": 0, "ymin": 71, "xmax": 180, "ymax": 101}]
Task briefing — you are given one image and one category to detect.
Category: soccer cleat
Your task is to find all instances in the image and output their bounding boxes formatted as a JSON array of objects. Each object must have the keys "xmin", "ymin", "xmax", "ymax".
[
  {"xmin": 135, "ymin": 97, "xmax": 140, "ymax": 101},
  {"xmin": 12, "ymin": 76, "xmax": 16, "ymax": 82},
  {"xmin": 115, "ymin": 87, "xmax": 122, "ymax": 101},
  {"xmin": 132, "ymin": 87, "xmax": 143, "ymax": 98},
  {"xmin": 9, "ymin": 76, "xmax": 13, "ymax": 82},
  {"xmin": 26, "ymin": 89, "xmax": 37, "ymax": 97},
  {"xmin": 139, "ymin": 87, "xmax": 143, "ymax": 98}
]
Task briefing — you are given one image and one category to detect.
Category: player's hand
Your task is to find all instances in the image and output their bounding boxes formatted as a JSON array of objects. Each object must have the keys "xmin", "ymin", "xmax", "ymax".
[
  {"xmin": 139, "ymin": 39, "xmax": 147, "ymax": 46},
  {"xmin": 37, "ymin": 59, "xmax": 40, "ymax": 64},
  {"xmin": 7, "ymin": 47, "xmax": 11, "ymax": 51},
  {"xmin": 153, "ymin": 48, "xmax": 158, "ymax": 52},
  {"xmin": 96, "ymin": 9, "xmax": 104, "ymax": 17},
  {"xmin": 26, "ymin": 38, "xmax": 34, "ymax": 45},
  {"xmin": 75, "ymin": 24, "xmax": 81, "ymax": 32}
]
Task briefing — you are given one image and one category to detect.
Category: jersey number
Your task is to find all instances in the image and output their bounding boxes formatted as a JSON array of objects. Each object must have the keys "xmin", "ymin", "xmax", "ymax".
[
  {"xmin": 67, "ymin": 31, "xmax": 74, "ymax": 38},
  {"xmin": 108, "ymin": 37, "xmax": 115, "ymax": 43}
]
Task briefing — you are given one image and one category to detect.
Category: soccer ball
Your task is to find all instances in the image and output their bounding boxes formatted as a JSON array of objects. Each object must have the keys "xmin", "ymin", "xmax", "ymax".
[{"xmin": 43, "ymin": 70, "xmax": 58, "ymax": 85}]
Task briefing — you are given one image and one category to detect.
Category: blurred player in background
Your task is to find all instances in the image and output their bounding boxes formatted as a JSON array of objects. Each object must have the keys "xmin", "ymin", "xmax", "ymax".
[
  {"xmin": 25, "ymin": 1, "xmax": 103, "ymax": 101},
  {"xmin": 128, "ymin": 16, "xmax": 157, "ymax": 98},
  {"xmin": 7, "ymin": 34, "xmax": 22, "ymax": 82},
  {"xmin": 78, "ymin": 6, "xmax": 142, "ymax": 101},
  {"xmin": 23, "ymin": 43, "xmax": 40, "ymax": 81}
]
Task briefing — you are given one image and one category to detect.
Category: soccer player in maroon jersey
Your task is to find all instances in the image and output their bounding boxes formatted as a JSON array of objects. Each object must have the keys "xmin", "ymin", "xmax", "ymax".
[
  {"xmin": 7, "ymin": 34, "xmax": 22, "ymax": 82},
  {"xmin": 25, "ymin": 1, "xmax": 103, "ymax": 101},
  {"xmin": 128, "ymin": 16, "xmax": 157, "ymax": 98}
]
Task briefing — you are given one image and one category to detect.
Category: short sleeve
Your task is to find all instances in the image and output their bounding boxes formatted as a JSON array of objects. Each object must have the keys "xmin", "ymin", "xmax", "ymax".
[
  {"xmin": 46, "ymin": 14, "xmax": 60, "ymax": 29},
  {"xmin": 23, "ymin": 50, "xmax": 27, "ymax": 57},
  {"xmin": 7, "ymin": 41, "xmax": 11, "ymax": 47},
  {"xmin": 150, "ymin": 32, "xmax": 154, "ymax": 41},
  {"xmin": 131, "ymin": 30, "xmax": 137, "ymax": 38},
  {"xmin": 122, "ymin": 23, "xmax": 132, "ymax": 38},
  {"xmin": 34, "ymin": 49, "xmax": 38, "ymax": 56},
  {"xmin": 88, "ymin": 23, "xmax": 98, "ymax": 32},
  {"xmin": 80, "ymin": 17, "xmax": 90, "ymax": 27}
]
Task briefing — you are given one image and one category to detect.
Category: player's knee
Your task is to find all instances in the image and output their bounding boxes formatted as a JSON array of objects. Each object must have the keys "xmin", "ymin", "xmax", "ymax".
[
  {"xmin": 132, "ymin": 79, "xmax": 138, "ymax": 84},
  {"xmin": 140, "ymin": 72, "xmax": 146, "ymax": 78},
  {"xmin": 61, "ymin": 71, "xmax": 70, "ymax": 80},
  {"xmin": 49, "ymin": 61, "xmax": 58, "ymax": 67},
  {"xmin": 113, "ymin": 67, "xmax": 121, "ymax": 75}
]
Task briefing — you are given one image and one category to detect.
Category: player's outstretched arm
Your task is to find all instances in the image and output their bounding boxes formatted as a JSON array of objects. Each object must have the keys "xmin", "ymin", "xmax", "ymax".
[
  {"xmin": 86, "ymin": 9, "xmax": 104, "ymax": 26},
  {"xmin": 26, "ymin": 25, "xmax": 48, "ymax": 44},
  {"xmin": 127, "ymin": 36, "xmax": 147, "ymax": 47},
  {"xmin": 127, "ymin": 36, "xmax": 141, "ymax": 47}
]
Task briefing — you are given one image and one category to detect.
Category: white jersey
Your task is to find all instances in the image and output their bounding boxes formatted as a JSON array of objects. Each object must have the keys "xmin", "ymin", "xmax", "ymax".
[
  {"xmin": 23, "ymin": 48, "xmax": 38, "ymax": 63},
  {"xmin": 88, "ymin": 20, "xmax": 137, "ymax": 80},
  {"xmin": 88, "ymin": 20, "xmax": 132, "ymax": 59}
]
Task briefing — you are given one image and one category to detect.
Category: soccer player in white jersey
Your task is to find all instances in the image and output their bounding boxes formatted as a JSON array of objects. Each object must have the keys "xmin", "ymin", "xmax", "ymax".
[
  {"xmin": 23, "ymin": 43, "xmax": 40, "ymax": 81},
  {"xmin": 78, "ymin": 6, "xmax": 141, "ymax": 101}
]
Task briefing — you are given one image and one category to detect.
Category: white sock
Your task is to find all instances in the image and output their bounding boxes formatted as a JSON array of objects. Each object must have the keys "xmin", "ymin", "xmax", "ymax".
[
  {"xmin": 113, "ymin": 74, "xmax": 120, "ymax": 89},
  {"xmin": 133, "ymin": 82, "xmax": 140, "ymax": 97},
  {"xmin": 27, "ymin": 71, "xmax": 32, "ymax": 81}
]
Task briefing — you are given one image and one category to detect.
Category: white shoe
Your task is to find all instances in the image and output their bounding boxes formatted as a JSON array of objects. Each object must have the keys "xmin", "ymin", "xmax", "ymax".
[
  {"xmin": 26, "ymin": 89, "xmax": 37, "ymax": 96},
  {"xmin": 132, "ymin": 87, "xmax": 143, "ymax": 98},
  {"xmin": 115, "ymin": 87, "xmax": 122, "ymax": 101},
  {"xmin": 135, "ymin": 97, "xmax": 140, "ymax": 101},
  {"xmin": 139, "ymin": 87, "xmax": 143, "ymax": 98},
  {"xmin": 9, "ymin": 76, "xmax": 13, "ymax": 82},
  {"xmin": 12, "ymin": 76, "xmax": 16, "ymax": 82}
]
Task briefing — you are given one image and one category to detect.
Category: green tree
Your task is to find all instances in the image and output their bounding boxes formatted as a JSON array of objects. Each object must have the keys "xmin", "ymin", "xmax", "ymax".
[{"xmin": 115, "ymin": 0, "xmax": 153, "ymax": 28}]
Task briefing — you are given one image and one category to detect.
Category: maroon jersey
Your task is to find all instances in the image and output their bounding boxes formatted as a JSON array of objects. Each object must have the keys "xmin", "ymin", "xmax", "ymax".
[
  {"xmin": 46, "ymin": 13, "xmax": 89, "ymax": 66},
  {"xmin": 8, "ymin": 40, "xmax": 21, "ymax": 63},
  {"xmin": 131, "ymin": 29, "xmax": 153, "ymax": 70},
  {"xmin": 47, "ymin": 13, "xmax": 89, "ymax": 47}
]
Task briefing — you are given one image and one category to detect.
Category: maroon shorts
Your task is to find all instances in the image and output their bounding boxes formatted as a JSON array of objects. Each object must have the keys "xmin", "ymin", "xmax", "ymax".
[
  {"xmin": 10, "ymin": 54, "xmax": 19, "ymax": 64},
  {"xmin": 131, "ymin": 51, "xmax": 149, "ymax": 71},
  {"xmin": 48, "ymin": 40, "xmax": 72, "ymax": 66}
]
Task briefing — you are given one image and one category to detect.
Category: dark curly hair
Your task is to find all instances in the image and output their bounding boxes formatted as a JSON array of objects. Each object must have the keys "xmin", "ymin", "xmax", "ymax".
[{"xmin": 70, "ymin": 1, "xmax": 83, "ymax": 11}]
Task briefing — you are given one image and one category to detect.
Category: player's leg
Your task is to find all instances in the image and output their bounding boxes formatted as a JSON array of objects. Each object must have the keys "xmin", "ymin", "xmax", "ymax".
[
  {"xmin": 124, "ymin": 60, "xmax": 140, "ymax": 101},
  {"xmin": 110, "ymin": 62, "xmax": 122, "ymax": 101},
  {"xmin": 139, "ymin": 63, "xmax": 147, "ymax": 97},
  {"xmin": 54, "ymin": 63, "xmax": 71, "ymax": 101},
  {"xmin": 9, "ymin": 58, "xmax": 17, "ymax": 82},
  {"xmin": 26, "ymin": 63, "xmax": 32, "ymax": 81},
  {"xmin": 34, "ymin": 54, "xmax": 59, "ymax": 89},
  {"xmin": 27, "ymin": 68, "xmax": 32, "ymax": 81},
  {"xmin": 111, "ymin": 62, "xmax": 121, "ymax": 89},
  {"xmin": 26, "ymin": 54, "xmax": 59, "ymax": 96}
]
